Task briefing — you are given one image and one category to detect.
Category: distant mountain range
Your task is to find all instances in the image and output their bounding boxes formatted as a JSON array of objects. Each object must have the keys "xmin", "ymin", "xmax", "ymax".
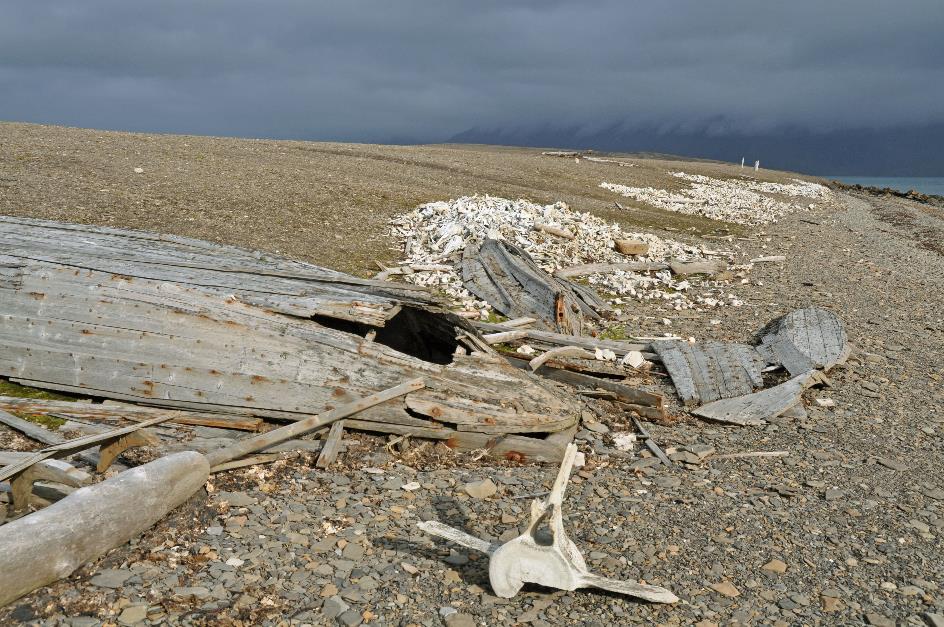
[{"xmin": 447, "ymin": 122, "xmax": 944, "ymax": 177}]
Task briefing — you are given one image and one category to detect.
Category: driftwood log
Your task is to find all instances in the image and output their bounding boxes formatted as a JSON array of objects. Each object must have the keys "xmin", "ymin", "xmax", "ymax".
[{"xmin": 0, "ymin": 451, "xmax": 210, "ymax": 607}]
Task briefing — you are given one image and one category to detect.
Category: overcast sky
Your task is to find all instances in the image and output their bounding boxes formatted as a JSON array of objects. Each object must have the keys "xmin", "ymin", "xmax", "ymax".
[{"xmin": 2, "ymin": 1, "xmax": 943, "ymax": 171}]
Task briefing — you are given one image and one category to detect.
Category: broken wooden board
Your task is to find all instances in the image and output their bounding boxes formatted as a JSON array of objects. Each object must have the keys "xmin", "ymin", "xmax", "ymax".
[
  {"xmin": 0, "ymin": 218, "xmax": 582, "ymax": 438},
  {"xmin": 503, "ymin": 353, "xmax": 665, "ymax": 416},
  {"xmin": 461, "ymin": 238, "xmax": 604, "ymax": 335},
  {"xmin": 0, "ymin": 413, "xmax": 170, "ymax": 482},
  {"xmin": 651, "ymin": 340, "xmax": 765, "ymax": 406},
  {"xmin": 693, "ymin": 371, "xmax": 821, "ymax": 426},
  {"xmin": 756, "ymin": 307, "xmax": 849, "ymax": 376},
  {"xmin": 474, "ymin": 321, "xmax": 653, "ymax": 359},
  {"xmin": 0, "ymin": 397, "xmax": 262, "ymax": 431}
]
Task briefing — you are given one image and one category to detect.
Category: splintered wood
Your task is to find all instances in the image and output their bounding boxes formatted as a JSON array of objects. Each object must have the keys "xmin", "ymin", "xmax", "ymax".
[
  {"xmin": 461, "ymin": 238, "xmax": 604, "ymax": 335},
  {"xmin": 0, "ymin": 216, "xmax": 582, "ymax": 458}
]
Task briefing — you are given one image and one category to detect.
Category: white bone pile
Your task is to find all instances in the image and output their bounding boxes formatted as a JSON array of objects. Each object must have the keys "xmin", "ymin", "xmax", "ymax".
[
  {"xmin": 601, "ymin": 172, "xmax": 831, "ymax": 225},
  {"xmin": 390, "ymin": 195, "xmax": 741, "ymax": 315}
]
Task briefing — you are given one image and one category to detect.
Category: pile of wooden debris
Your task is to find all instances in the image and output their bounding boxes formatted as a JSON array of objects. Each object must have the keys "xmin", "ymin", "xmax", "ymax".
[{"xmin": 0, "ymin": 215, "xmax": 848, "ymax": 607}]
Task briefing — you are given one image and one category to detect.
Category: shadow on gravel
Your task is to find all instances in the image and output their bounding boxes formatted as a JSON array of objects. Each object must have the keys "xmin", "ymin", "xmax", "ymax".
[{"xmin": 375, "ymin": 495, "xmax": 492, "ymax": 586}]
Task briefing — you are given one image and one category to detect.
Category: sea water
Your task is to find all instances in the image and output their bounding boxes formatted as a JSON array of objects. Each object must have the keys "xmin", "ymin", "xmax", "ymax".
[{"xmin": 828, "ymin": 176, "xmax": 944, "ymax": 197}]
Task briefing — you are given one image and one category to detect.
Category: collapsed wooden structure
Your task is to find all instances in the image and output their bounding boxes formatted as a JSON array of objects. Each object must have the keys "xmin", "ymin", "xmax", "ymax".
[{"xmin": 0, "ymin": 216, "xmax": 585, "ymax": 459}]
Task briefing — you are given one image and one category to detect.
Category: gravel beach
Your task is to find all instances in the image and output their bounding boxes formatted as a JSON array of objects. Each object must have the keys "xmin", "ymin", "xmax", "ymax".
[{"xmin": 1, "ymin": 123, "xmax": 942, "ymax": 626}]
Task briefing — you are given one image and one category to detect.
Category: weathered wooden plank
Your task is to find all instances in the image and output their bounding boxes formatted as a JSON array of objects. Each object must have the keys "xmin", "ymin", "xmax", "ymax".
[
  {"xmin": 315, "ymin": 421, "xmax": 345, "ymax": 469},
  {"xmin": 462, "ymin": 238, "xmax": 603, "ymax": 335},
  {"xmin": 203, "ymin": 379, "xmax": 424, "ymax": 467},
  {"xmin": 503, "ymin": 353, "xmax": 664, "ymax": 410},
  {"xmin": 474, "ymin": 321, "xmax": 653, "ymax": 357},
  {"xmin": 404, "ymin": 394, "xmax": 578, "ymax": 434},
  {"xmin": 652, "ymin": 340, "xmax": 764, "ymax": 406},
  {"xmin": 757, "ymin": 307, "xmax": 849, "ymax": 375},
  {"xmin": 0, "ymin": 397, "xmax": 261, "ymax": 431},
  {"xmin": 693, "ymin": 371, "xmax": 820, "ymax": 426}
]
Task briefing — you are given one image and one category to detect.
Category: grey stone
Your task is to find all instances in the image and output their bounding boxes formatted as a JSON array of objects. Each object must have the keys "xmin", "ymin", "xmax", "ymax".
[
  {"xmin": 444, "ymin": 613, "xmax": 477, "ymax": 627},
  {"xmin": 923, "ymin": 613, "xmax": 944, "ymax": 627},
  {"xmin": 89, "ymin": 569, "xmax": 133, "ymax": 589},
  {"xmin": 338, "ymin": 609, "xmax": 363, "ymax": 626},
  {"xmin": 117, "ymin": 605, "xmax": 148, "ymax": 625},
  {"xmin": 323, "ymin": 596, "xmax": 350, "ymax": 619},
  {"xmin": 218, "ymin": 491, "xmax": 257, "ymax": 507},
  {"xmin": 463, "ymin": 479, "xmax": 497, "ymax": 499}
]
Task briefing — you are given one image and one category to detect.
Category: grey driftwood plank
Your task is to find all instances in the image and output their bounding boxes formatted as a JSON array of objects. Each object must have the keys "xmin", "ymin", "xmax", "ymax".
[
  {"xmin": 652, "ymin": 340, "xmax": 764, "ymax": 406},
  {"xmin": 693, "ymin": 371, "xmax": 820, "ymax": 426},
  {"xmin": 315, "ymin": 420, "xmax": 345, "ymax": 469},
  {"xmin": 757, "ymin": 307, "xmax": 849, "ymax": 375}
]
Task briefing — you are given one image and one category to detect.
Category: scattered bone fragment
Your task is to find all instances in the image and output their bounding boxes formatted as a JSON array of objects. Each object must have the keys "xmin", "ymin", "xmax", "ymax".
[
  {"xmin": 418, "ymin": 444, "xmax": 678, "ymax": 603},
  {"xmin": 533, "ymin": 221, "xmax": 575, "ymax": 239},
  {"xmin": 528, "ymin": 346, "xmax": 595, "ymax": 371},
  {"xmin": 669, "ymin": 259, "xmax": 727, "ymax": 276}
]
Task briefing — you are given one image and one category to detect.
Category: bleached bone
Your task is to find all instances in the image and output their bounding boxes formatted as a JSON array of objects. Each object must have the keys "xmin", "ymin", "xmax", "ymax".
[{"xmin": 417, "ymin": 444, "xmax": 678, "ymax": 603}]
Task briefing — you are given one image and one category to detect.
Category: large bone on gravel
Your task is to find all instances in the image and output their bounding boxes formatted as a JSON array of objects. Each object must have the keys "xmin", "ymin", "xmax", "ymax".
[{"xmin": 418, "ymin": 444, "xmax": 678, "ymax": 603}]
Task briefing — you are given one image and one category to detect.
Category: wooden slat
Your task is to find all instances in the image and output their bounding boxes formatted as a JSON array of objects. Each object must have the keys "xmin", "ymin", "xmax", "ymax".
[
  {"xmin": 315, "ymin": 421, "xmax": 345, "ymax": 469},
  {"xmin": 0, "ymin": 397, "xmax": 261, "ymax": 431}
]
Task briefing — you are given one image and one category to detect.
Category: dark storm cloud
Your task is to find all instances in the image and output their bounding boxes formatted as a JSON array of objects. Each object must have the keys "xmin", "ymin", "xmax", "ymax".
[{"xmin": 1, "ymin": 1, "xmax": 942, "ymax": 143}]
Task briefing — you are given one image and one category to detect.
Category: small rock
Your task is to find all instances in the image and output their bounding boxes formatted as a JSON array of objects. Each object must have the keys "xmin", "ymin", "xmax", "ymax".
[
  {"xmin": 444, "ymin": 613, "xmax": 476, "ymax": 627},
  {"xmin": 133, "ymin": 167, "xmax": 144, "ymax": 174},
  {"xmin": 710, "ymin": 581, "xmax": 740, "ymax": 597},
  {"xmin": 761, "ymin": 559, "xmax": 787, "ymax": 574},
  {"xmin": 225, "ymin": 557, "xmax": 244, "ymax": 567},
  {"xmin": 117, "ymin": 605, "xmax": 148, "ymax": 625},
  {"xmin": 90, "ymin": 569, "xmax": 132, "ymax": 589},
  {"xmin": 463, "ymin": 479, "xmax": 497, "ymax": 499},
  {"xmin": 876, "ymin": 458, "xmax": 908, "ymax": 471},
  {"xmin": 338, "ymin": 609, "xmax": 362, "ymax": 626},
  {"xmin": 864, "ymin": 613, "xmax": 896, "ymax": 627},
  {"xmin": 322, "ymin": 596, "xmax": 350, "ymax": 619},
  {"xmin": 205, "ymin": 526, "xmax": 224, "ymax": 536},
  {"xmin": 401, "ymin": 481, "xmax": 421, "ymax": 491},
  {"xmin": 923, "ymin": 613, "xmax": 944, "ymax": 627},
  {"xmin": 401, "ymin": 562, "xmax": 419, "ymax": 575},
  {"xmin": 217, "ymin": 491, "xmax": 256, "ymax": 507},
  {"xmin": 825, "ymin": 488, "xmax": 846, "ymax": 500},
  {"xmin": 821, "ymin": 595, "xmax": 843, "ymax": 612},
  {"xmin": 439, "ymin": 606, "xmax": 458, "ymax": 618},
  {"xmin": 815, "ymin": 398, "xmax": 836, "ymax": 407}
]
